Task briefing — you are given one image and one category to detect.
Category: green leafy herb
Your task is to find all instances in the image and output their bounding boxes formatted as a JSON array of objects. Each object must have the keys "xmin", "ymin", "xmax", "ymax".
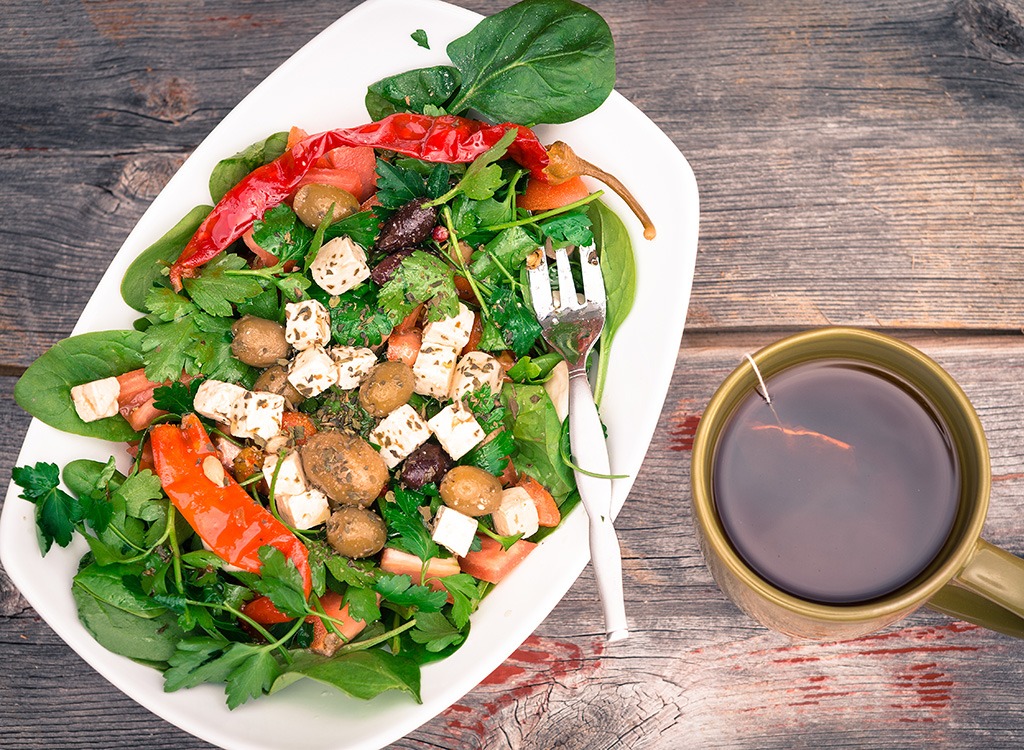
[
  {"xmin": 322, "ymin": 210, "xmax": 380, "ymax": 250},
  {"xmin": 461, "ymin": 384, "xmax": 506, "ymax": 433},
  {"xmin": 460, "ymin": 429, "xmax": 515, "ymax": 475},
  {"xmin": 429, "ymin": 129, "xmax": 517, "ymax": 206},
  {"xmin": 502, "ymin": 384, "xmax": 575, "ymax": 500},
  {"xmin": 251, "ymin": 546, "xmax": 309, "ymax": 619},
  {"xmin": 373, "ymin": 573, "xmax": 447, "ymax": 612},
  {"xmin": 375, "ymin": 158, "xmax": 429, "ymax": 210},
  {"xmin": 379, "ymin": 486, "xmax": 439, "ymax": 562},
  {"xmin": 409, "ymin": 611, "xmax": 465, "ymax": 652},
  {"xmin": 378, "ymin": 250, "xmax": 460, "ymax": 324},
  {"xmin": 488, "ymin": 284, "xmax": 542, "ymax": 356},
  {"xmin": 437, "ymin": 573, "xmax": 483, "ymax": 628},
  {"xmin": 411, "ymin": 29, "xmax": 430, "ymax": 49},
  {"xmin": 308, "ymin": 283, "xmax": 395, "ymax": 348},
  {"xmin": 73, "ymin": 584, "xmax": 185, "ymax": 664},
  {"xmin": 11, "ymin": 462, "xmax": 82, "ymax": 553},
  {"xmin": 251, "ymin": 205, "xmax": 314, "ymax": 263},
  {"xmin": 539, "ymin": 210, "xmax": 594, "ymax": 247},
  {"xmin": 152, "ymin": 379, "xmax": 202, "ymax": 416},
  {"xmin": 469, "ymin": 225, "xmax": 536, "ymax": 282},
  {"xmin": 272, "ymin": 649, "xmax": 421, "ymax": 703},
  {"xmin": 184, "ymin": 253, "xmax": 265, "ymax": 318},
  {"xmin": 342, "ymin": 586, "xmax": 382, "ymax": 624},
  {"xmin": 506, "ymin": 352, "xmax": 563, "ymax": 383}
]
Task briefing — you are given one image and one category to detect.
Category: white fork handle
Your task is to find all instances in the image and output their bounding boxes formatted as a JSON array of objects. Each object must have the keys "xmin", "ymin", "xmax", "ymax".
[{"xmin": 567, "ymin": 370, "xmax": 629, "ymax": 642}]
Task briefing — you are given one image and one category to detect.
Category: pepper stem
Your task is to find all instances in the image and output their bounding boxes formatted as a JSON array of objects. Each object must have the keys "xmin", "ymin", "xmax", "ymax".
[{"xmin": 543, "ymin": 141, "xmax": 657, "ymax": 240}]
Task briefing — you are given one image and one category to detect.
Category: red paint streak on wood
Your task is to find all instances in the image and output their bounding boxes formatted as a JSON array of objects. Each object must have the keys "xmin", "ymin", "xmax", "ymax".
[
  {"xmin": 669, "ymin": 413, "xmax": 701, "ymax": 452},
  {"xmin": 437, "ymin": 635, "xmax": 605, "ymax": 738}
]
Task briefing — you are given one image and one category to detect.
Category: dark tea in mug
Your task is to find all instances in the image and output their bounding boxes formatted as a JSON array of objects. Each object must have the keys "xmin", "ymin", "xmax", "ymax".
[{"xmin": 712, "ymin": 359, "xmax": 960, "ymax": 604}]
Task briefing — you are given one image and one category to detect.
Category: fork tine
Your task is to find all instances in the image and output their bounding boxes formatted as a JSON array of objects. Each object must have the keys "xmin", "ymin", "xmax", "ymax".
[
  {"xmin": 578, "ymin": 243, "xmax": 605, "ymax": 307},
  {"xmin": 527, "ymin": 247, "xmax": 553, "ymax": 316},
  {"xmin": 554, "ymin": 246, "xmax": 579, "ymax": 310}
]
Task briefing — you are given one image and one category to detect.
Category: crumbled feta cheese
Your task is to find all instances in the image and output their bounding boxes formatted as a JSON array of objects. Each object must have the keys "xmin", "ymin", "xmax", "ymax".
[
  {"xmin": 277, "ymin": 488, "xmax": 331, "ymax": 530},
  {"xmin": 422, "ymin": 301, "xmax": 475, "ymax": 351},
  {"xmin": 450, "ymin": 351, "xmax": 504, "ymax": 402},
  {"xmin": 330, "ymin": 345, "xmax": 378, "ymax": 390},
  {"xmin": 427, "ymin": 401, "xmax": 485, "ymax": 460},
  {"xmin": 287, "ymin": 345, "xmax": 336, "ymax": 398},
  {"xmin": 262, "ymin": 449, "xmax": 308, "ymax": 498},
  {"xmin": 412, "ymin": 343, "xmax": 458, "ymax": 399},
  {"xmin": 310, "ymin": 236, "xmax": 371, "ymax": 296},
  {"xmin": 284, "ymin": 299, "xmax": 331, "ymax": 351},
  {"xmin": 431, "ymin": 505, "xmax": 479, "ymax": 557},
  {"xmin": 193, "ymin": 379, "xmax": 247, "ymax": 425},
  {"xmin": 232, "ymin": 390, "xmax": 285, "ymax": 441},
  {"xmin": 369, "ymin": 403, "xmax": 431, "ymax": 469},
  {"xmin": 70, "ymin": 376, "xmax": 121, "ymax": 423},
  {"xmin": 492, "ymin": 486, "xmax": 540, "ymax": 538}
]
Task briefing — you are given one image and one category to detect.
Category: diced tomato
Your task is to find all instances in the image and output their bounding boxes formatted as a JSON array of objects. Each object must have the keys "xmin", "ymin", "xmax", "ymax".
[
  {"xmin": 295, "ymin": 167, "xmax": 363, "ymax": 201},
  {"xmin": 518, "ymin": 176, "xmax": 590, "ymax": 212},
  {"xmin": 122, "ymin": 398, "xmax": 167, "ymax": 432},
  {"xmin": 281, "ymin": 412, "xmax": 317, "ymax": 446},
  {"xmin": 395, "ymin": 304, "xmax": 423, "ymax": 334},
  {"xmin": 309, "ymin": 591, "xmax": 369, "ymax": 653},
  {"xmin": 322, "ymin": 146, "xmax": 377, "ymax": 201},
  {"xmin": 386, "ymin": 328, "xmax": 421, "ymax": 367},
  {"xmin": 498, "ymin": 457, "xmax": 519, "ymax": 488},
  {"xmin": 458, "ymin": 536, "xmax": 536, "ymax": 584},
  {"xmin": 454, "ymin": 274, "xmax": 476, "ymax": 302},
  {"xmin": 242, "ymin": 228, "xmax": 280, "ymax": 268},
  {"xmin": 232, "ymin": 445, "xmax": 266, "ymax": 484},
  {"xmin": 286, "ymin": 126, "xmax": 309, "ymax": 150},
  {"xmin": 380, "ymin": 548, "xmax": 460, "ymax": 593},
  {"xmin": 116, "ymin": 368, "xmax": 159, "ymax": 407},
  {"xmin": 125, "ymin": 440, "xmax": 155, "ymax": 473},
  {"xmin": 461, "ymin": 312, "xmax": 483, "ymax": 355},
  {"xmin": 243, "ymin": 595, "xmax": 295, "ymax": 626},
  {"xmin": 517, "ymin": 475, "xmax": 560, "ymax": 527}
]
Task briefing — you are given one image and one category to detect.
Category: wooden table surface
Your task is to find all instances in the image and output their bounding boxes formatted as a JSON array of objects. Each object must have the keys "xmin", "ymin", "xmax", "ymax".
[{"xmin": 4, "ymin": 0, "xmax": 1024, "ymax": 747}]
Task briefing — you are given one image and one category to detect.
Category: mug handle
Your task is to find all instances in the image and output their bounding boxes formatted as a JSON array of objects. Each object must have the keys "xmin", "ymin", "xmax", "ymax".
[{"xmin": 927, "ymin": 539, "xmax": 1024, "ymax": 638}]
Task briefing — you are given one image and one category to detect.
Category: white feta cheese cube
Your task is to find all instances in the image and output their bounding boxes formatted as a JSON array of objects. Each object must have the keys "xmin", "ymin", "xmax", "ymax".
[
  {"xmin": 262, "ymin": 449, "xmax": 308, "ymax": 498},
  {"xmin": 310, "ymin": 236, "xmax": 371, "ymax": 296},
  {"xmin": 369, "ymin": 403, "xmax": 431, "ymax": 469},
  {"xmin": 412, "ymin": 343, "xmax": 458, "ymax": 399},
  {"xmin": 70, "ymin": 376, "xmax": 121, "ymax": 423},
  {"xmin": 431, "ymin": 506, "xmax": 479, "ymax": 557},
  {"xmin": 277, "ymin": 488, "xmax": 331, "ymax": 530},
  {"xmin": 284, "ymin": 299, "xmax": 331, "ymax": 351},
  {"xmin": 232, "ymin": 390, "xmax": 285, "ymax": 441},
  {"xmin": 193, "ymin": 379, "xmax": 247, "ymax": 425},
  {"xmin": 543, "ymin": 360, "xmax": 570, "ymax": 423},
  {"xmin": 330, "ymin": 346, "xmax": 378, "ymax": 390},
  {"xmin": 450, "ymin": 351, "xmax": 504, "ymax": 402},
  {"xmin": 492, "ymin": 486, "xmax": 540, "ymax": 538},
  {"xmin": 427, "ymin": 402, "xmax": 485, "ymax": 461},
  {"xmin": 422, "ymin": 302, "xmax": 475, "ymax": 351},
  {"xmin": 287, "ymin": 345, "xmax": 337, "ymax": 398}
]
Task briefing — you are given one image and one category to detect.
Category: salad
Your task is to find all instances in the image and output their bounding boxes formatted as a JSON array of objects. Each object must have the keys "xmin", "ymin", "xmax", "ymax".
[{"xmin": 10, "ymin": 0, "xmax": 649, "ymax": 709}]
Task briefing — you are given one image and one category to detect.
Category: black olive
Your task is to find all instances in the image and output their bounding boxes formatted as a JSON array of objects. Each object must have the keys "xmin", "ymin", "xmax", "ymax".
[
  {"xmin": 376, "ymin": 197, "xmax": 437, "ymax": 253},
  {"xmin": 399, "ymin": 442, "xmax": 454, "ymax": 489}
]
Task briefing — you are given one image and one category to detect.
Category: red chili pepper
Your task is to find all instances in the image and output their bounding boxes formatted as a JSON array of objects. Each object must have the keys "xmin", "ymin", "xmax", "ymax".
[
  {"xmin": 150, "ymin": 414, "xmax": 312, "ymax": 601},
  {"xmin": 169, "ymin": 113, "xmax": 550, "ymax": 290}
]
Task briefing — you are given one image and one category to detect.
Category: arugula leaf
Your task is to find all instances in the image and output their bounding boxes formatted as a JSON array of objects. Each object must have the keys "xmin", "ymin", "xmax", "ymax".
[
  {"xmin": 411, "ymin": 29, "xmax": 430, "ymax": 49},
  {"xmin": 445, "ymin": 0, "xmax": 615, "ymax": 125},
  {"xmin": 152, "ymin": 379, "xmax": 201, "ymax": 416},
  {"xmin": 409, "ymin": 611, "xmax": 465, "ymax": 652},
  {"xmin": 12, "ymin": 462, "xmax": 82, "ymax": 553},
  {"xmin": 365, "ymin": 66, "xmax": 459, "ymax": 121},
  {"xmin": 183, "ymin": 253, "xmax": 264, "ymax": 317},
  {"xmin": 209, "ymin": 132, "xmax": 288, "ymax": 202},
  {"xmin": 252, "ymin": 205, "xmax": 314, "ymax": 263},
  {"xmin": 488, "ymin": 284, "xmax": 542, "ymax": 356},
  {"xmin": 378, "ymin": 250, "xmax": 460, "ymax": 324},
  {"xmin": 373, "ymin": 573, "xmax": 447, "ymax": 612}
]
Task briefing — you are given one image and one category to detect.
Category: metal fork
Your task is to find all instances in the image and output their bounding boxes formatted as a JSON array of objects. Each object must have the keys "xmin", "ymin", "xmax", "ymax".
[{"xmin": 528, "ymin": 242, "xmax": 629, "ymax": 643}]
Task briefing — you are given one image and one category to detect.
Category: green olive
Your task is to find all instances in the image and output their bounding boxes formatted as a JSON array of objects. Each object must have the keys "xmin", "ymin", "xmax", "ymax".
[
  {"xmin": 300, "ymin": 430, "xmax": 388, "ymax": 507},
  {"xmin": 292, "ymin": 184, "xmax": 359, "ymax": 229},
  {"xmin": 358, "ymin": 361, "xmax": 415, "ymax": 417},
  {"xmin": 231, "ymin": 316, "xmax": 290, "ymax": 368},
  {"xmin": 326, "ymin": 507, "xmax": 387, "ymax": 558},
  {"xmin": 439, "ymin": 465, "xmax": 502, "ymax": 517},
  {"xmin": 252, "ymin": 365, "xmax": 304, "ymax": 407}
]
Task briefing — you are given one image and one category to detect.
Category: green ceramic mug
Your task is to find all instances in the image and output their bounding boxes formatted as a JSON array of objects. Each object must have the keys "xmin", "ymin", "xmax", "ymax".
[{"xmin": 691, "ymin": 327, "xmax": 1024, "ymax": 640}]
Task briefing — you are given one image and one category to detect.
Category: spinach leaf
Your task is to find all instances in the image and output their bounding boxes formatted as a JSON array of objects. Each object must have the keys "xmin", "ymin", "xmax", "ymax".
[
  {"xmin": 589, "ymin": 200, "xmax": 636, "ymax": 403},
  {"xmin": 272, "ymin": 649, "xmax": 421, "ymax": 703},
  {"xmin": 14, "ymin": 330, "xmax": 146, "ymax": 441},
  {"xmin": 73, "ymin": 584, "xmax": 184, "ymax": 664},
  {"xmin": 502, "ymin": 383, "xmax": 575, "ymax": 500},
  {"xmin": 411, "ymin": 29, "xmax": 430, "ymax": 50},
  {"xmin": 365, "ymin": 66, "xmax": 460, "ymax": 121},
  {"xmin": 209, "ymin": 132, "xmax": 288, "ymax": 202},
  {"xmin": 74, "ymin": 562, "xmax": 168, "ymax": 618},
  {"xmin": 445, "ymin": 0, "xmax": 615, "ymax": 125},
  {"xmin": 120, "ymin": 205, "xmax": 212, "ymax": 313}
]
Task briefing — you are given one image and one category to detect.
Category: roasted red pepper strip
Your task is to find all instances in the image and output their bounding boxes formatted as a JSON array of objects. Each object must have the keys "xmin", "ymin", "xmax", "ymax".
[
  {"xmin": 169, "ymin": 112, "xmax": 549, "ymax": 289},
  {"xmin": 150, "ymin": 414, "xmax": 312, "ymax": 599}
]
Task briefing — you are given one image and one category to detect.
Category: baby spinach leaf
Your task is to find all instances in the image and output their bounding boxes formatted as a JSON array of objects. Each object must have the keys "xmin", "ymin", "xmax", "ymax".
[
  {"xmin": 120, "ymin": 205, "xmax": 213, "ymax": 313},
  {"xmin": 74, "ymin": 562, "xmax": 168, "ymax": 618},
  {"xmin": 588, "ymin": 200, "xmax": 636, "ymax": 403},
  {"xmin": 411, "ymin": 29, "xmax": 430, "ymax": 50},
  {"xmin": 14, "ymin": 330, "xmax": 146, "ymax": 442},
  {"xmin": 365, "ymin": 66, "xmax": 460, "ymax": 121},
  {"xmin": 445, "ymin": 0, "xmax": 615, "ymax": 124},
  {"xmin": 502, "ymin": 383, "xmax": 575, "ymax": 500},
  {"xmin": 209, "ymin": 131, "xmax": 288, "ymax": 203},
  {"xmin": 273, "ymin": 649, "xmax": 421, "ymax": 703},
  {"xmin": 74, "ymin": 585, "xmax": 184, "ymax": 664}
]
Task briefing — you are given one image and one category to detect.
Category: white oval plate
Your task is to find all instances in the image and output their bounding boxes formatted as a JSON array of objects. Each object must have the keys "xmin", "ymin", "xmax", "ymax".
[{"xmin": 0, "ymin": 0, "xmax": 699, "ymax": 747}]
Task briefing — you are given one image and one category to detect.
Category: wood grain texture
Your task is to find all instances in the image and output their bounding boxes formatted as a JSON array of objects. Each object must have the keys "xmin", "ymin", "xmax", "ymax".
[{"xmin": 5, "ymin": 0, "xmax": 1024, "ymax": 748}]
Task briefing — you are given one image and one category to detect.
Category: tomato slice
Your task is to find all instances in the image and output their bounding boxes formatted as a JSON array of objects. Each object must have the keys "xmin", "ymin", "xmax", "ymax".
[
  {"xmin": 380, "ymin": 548, "xmax": 460, "ymax": 593},
  {"xmin": 458, "ymin": 536, "xmax": 536, "ymax": 584}
]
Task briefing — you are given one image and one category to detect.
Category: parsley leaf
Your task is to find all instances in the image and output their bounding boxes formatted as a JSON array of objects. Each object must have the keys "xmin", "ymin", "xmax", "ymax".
[
  {"xmin": 251, "ymin": 546, "xmax": 308, "ymax": 619},
  {"xmin": 461, "ymin": 384, "xmax": 506, "ymax": 432},
  {"xmin": 152, "ymin": 379, "xmax": 202, "ymax": 416},
  {"xmin": 460, "ymin": 429, "xmax": 514, "ymax": 475},
  {"xmin": 252, "ymin": 205, "xmax": 314, "ymax": 263},
  {"xmin": 488, "ymin": 284, "xmax": 542, "ymax": 356},
  {"xmin": 225, "ymin": 645, "xmax": 281, "ymax": 709},
  {"xmin": 12, "ymin": 462, "xmax": 82, "ymax": 553},
  {"xmin": 375, "ymin": 159, "xmax": 428, "ymax": 210},
  {"xmin": 409, "ymin": 611, "xmax": 465, "ymax": 652},
  {"xmin": 373, "ymin": 573, "xmax": 447, "ymax": 612},
  {"xmin": 439, "ymin": 573, "xmax": 483, "ymax": 629},
  {"xmin": 183, "ymin": 253, "xmax": 264, "ymax": 317},
  {"xmin": 432, "ymin": 129, "xmax": 517, "ymax": 206},
  {"xmin": 379, "ymin": 486, "xmax": 439, "ymax": 562},
  {"xmin": 342, "ymin": 586, "xmax": 381, "ymax": 623},
  {"xmin": 322, "ymin": 210, "xmax": 380, "ymax": 253},
  {"xmin": 320, "ymin": 284, "xmax": 395, "ymax": 348},
  {"xmin": 378, "ymin": 251, "xmax": 459, "ymax": 324}
]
